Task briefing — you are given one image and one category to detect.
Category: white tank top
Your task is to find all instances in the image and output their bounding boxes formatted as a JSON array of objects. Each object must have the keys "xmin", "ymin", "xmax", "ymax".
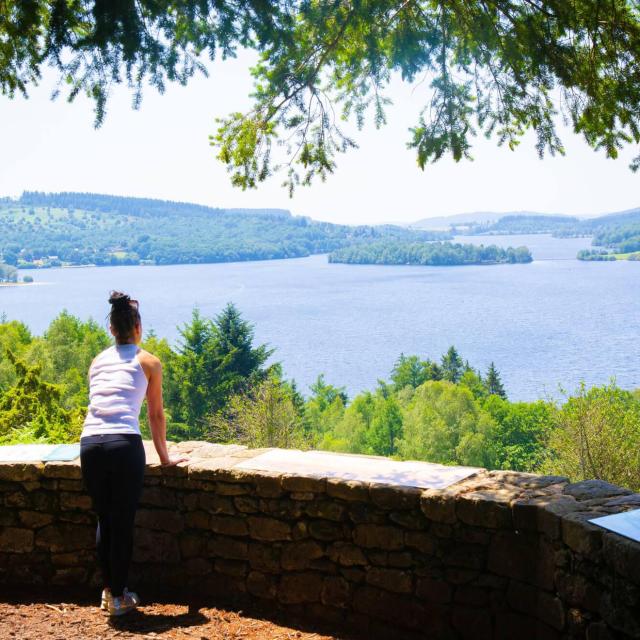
[{"xmin": 81, "ymin": 344, "xmax": 148, "ymax": 438}]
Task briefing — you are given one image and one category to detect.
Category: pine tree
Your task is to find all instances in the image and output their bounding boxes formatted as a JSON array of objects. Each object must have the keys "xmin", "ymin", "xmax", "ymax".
[
  {"xmin": 441, "ymin": 346, "xmax": 464, "ymax": 383},
  {"xmin": 485, "ymin": 362, "xmax": 507, "ymax": 399}
]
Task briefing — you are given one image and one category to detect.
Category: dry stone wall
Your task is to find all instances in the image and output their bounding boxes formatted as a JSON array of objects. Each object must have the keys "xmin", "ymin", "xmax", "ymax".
[{"xmin": 1, "ymin": 441, "xmax": 640, "ymax": 639}]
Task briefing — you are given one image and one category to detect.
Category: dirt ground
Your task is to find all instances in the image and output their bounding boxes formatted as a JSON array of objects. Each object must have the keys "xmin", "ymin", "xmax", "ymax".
[{"xmin": 0, "ymin": 594, "xmax": 342, "ymax": 640}]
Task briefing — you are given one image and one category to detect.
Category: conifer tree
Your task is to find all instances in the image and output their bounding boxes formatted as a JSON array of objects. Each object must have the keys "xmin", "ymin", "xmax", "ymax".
[
  {"xmin": 441, "ymin": 346, "xmax": 464, "ymax": 383},
  {"xmin": 485, "ymin": 362, "xmax": 507, "ymax": 399}
]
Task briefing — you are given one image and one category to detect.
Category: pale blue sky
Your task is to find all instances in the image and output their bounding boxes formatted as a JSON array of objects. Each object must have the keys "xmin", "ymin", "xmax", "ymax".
[{"xmin": 1, "ymin": 49, "xmax": 638, "ymax": 225}]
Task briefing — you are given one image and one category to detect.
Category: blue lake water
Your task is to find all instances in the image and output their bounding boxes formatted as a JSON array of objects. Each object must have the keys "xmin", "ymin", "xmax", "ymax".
[{"xmin": 1, "ymin": 234, "xmax": 638, "ymax": 401}]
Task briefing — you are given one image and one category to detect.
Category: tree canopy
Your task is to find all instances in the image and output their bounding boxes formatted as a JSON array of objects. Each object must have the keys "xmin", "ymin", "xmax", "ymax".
[{"xmin": 3, "ymin": 1, "xmax": 639, "ymax": 193}]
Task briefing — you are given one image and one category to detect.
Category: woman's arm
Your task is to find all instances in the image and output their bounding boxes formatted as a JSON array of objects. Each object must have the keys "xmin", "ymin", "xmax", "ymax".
[{"xmin": 139, "ymin": 351, "xmax": 186, "ymax": 466}]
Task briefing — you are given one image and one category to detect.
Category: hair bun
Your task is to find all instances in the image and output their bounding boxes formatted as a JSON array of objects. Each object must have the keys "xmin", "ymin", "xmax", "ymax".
[{"xmin": 109, "ymin": 291, "xmax": 131, "ymax": 307}]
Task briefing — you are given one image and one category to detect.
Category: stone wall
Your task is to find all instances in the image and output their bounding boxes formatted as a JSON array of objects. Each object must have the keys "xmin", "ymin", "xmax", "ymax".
[{"xmin": 1, "ymin": 441, "xmax": 640, "ymax": 639}]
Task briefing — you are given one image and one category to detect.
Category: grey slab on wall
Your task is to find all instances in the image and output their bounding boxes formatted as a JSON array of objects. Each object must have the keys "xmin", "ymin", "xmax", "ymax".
[
  {"xmin": 235, "ymin": 448, "xmax": 481, "ymax": 489},
  {"xmin": 590, "ymin": 509, "xmax": 640, "ymax": 543}
]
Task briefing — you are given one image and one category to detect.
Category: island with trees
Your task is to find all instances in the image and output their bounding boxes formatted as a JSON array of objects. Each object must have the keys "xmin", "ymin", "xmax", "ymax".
[{"xmin": 328, "ymin": 241, "xmax": 533, "ymax": 266}]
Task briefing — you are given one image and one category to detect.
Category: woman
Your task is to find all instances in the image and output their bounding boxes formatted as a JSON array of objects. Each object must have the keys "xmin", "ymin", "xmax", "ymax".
[{"xmin": 80, "ymin": 291, "xmax": 186, "ymax": 617}]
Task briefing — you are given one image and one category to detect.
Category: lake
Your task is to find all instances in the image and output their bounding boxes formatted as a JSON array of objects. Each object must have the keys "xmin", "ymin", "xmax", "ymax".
[{"xmin": 1, "ymin": 234, "xmax": 638, "ymax": 401}]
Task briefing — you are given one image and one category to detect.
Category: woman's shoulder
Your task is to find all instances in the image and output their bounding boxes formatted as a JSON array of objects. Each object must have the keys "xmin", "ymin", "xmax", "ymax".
[{"xmin": 136, "ymin": 348, "xmax": 162, "ymax": 374}]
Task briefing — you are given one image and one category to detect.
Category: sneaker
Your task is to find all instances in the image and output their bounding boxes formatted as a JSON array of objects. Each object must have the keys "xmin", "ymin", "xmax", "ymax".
[
  {"xmin": 100, "ymin": 588, "xmax": 112, "ymax": 612},
  {"xmin": 107, "ymin": 588, "xmax": 140, "ymax": 617}
]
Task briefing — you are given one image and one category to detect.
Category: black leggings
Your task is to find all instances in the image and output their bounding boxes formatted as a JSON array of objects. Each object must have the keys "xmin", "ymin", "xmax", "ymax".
[{"xmin": 80, "ymin": 434, "xmax": 145, "ymax": 597}]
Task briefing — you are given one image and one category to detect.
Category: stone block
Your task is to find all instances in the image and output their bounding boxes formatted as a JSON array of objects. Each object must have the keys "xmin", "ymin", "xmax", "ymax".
[
  {"xmin": 389, "ymin": 510, "xmax": 427, "ymax": 530},
  {"xmin": 322, "ymin": 576, "xmax": 351, "ymax": 608},
  {"xmin": 247, "ymin": 571, "xmax": 277, "ymax": 599},
  {"xmin": 309, "ymin": 520, "xmax": 345, "ymax": 541},
  {"xmin": 456, "ymin": 490, "xmax": 513, "ymax": 528},
  {"xmin": 354, "ymin": 524, "xmax": 404, "ymax": 550},
  {"xmin": 135, "ymin": 508, "xmax": 184, "ymax": 534},
  {"xmin": 35, "ymin": 524, "xmax": 94, "ymax": 553},
  {"xmin": 328, "ymin": 542, "xmax": 368, "ymax": 567},
  {"xmin": 279, "ymin": 572, "xmax": 323, "ymax": 604},
  {"xmin": 327, "ymin": 478, "xmax": 369, "ymax": 502},
  {"xmin": 248, "ymin": 543, "xmax": 281, "ymax": 573},
  {"xmin": 0, "ymin": 463, "xmax": 42, "ymax": 482},
  {"xmin": 52, "ymin": 567, "xmax": 88, "ymax": 585},
  {"xmin": 210, "ymin": 515, "xmax": 248, "ymax": 537},
  {"xmin": 29, "ymin": 491, "xmax": 58, "ymax": 512},
  {"xmin": 5, "ymin": 491, "xmax": 28, "ymax": 508},
  {"xmin": 282, "ymin": 475, "xmax": 326, "ymax": 493},
  {"xmin": 18, "ymin": 511, "xmax": 54, "ymax": 528},
  {"xmin": 199, "ymin": 493, "xmax": 235, "ymax": 515},
  {"xmin": 388, "ymin": 551, "xmax": 413, "ymax": 568},
  {"xmin": 259, "ymin": 497, "xmax": 303, "ymax": 519},
  {"xmin": 58, "ymin": 479, "xmax": 82, "ymax": 492},
  {"xmin": 60, "ymin": 492, "xmax": 92, "ymax": 511},
  {"xmin": 563, "ymin": 480, "xmax": 632, "ymax": 502},
  {"xmin": 234, "ymin": 496, "xmax": 259, "ymax": 513},
  {"xmin": 416, "ymin": 578, "xmax": 452, "ymax": 603},
  {"xmin": 451, "ymin": 607, "xmax": 493, "ymax": 640},
  {"xmin": 507, "ymin": 580, "xmax": 565, "ymax": 630},
  {"xmin": 214, "ymin": 558, "xmax": 248, "ymax": 577},
  {"xmin": 366, "ymin": 567, "xmax": 412, "ymax": 593},
  {"xmin": 179, "ymin": 532, "xmax": 206, "ymax": 558},
  {"xmin": 554, "ymin": 571, "xmax": 601, "ymax": 612},
  {"xmin": 184, "ymin": 510, "xmax": 210, "ymax": 529},
  {"xmin": 495, "ymin": 611, "xmax": 561, "ymax": 640},
  {"xmin": 602, "ymin": 531, "xmax": 640, "ymax": 586},
  {"xmin": 353, "ymin": 585, "xmax": 426, "ymax": 629},
  {"xmin": 140, "ymin": 486, "xmax": 177, "ymax": 508},
  {"xmin": 253, "ymin": 473, "xmax": 284, "ymax": 498},
  {"xmin": 215, "ymin": 482, "xmax": 251, "ymax": 496},
  {"xmin": 369, "ymin": 484, "xmax": 421, "ymax": 510},
  {"xmin": 512, "ymin": 495, "xmax": 580, "ymax": 539},
  {"xmin": 404, "ymin": 531, "xmax": 436, "ymax": 555},
  {"xmin": 208, "ymin": 536, "xmax": 248, "ymax": 560},
  {"xmin": 42, "ymin": 461, "xmax": 82, "ymax": 480},
  {"xmin": 421, "ymin": 489, "xmax": 458, "ymax": 524},
  {"xmin": 304, "ymin": 500, "xmax": 346, "ymax": 522},
  {"xmin": 185, "ymin": 558, "xmax": 211, "ymax": 576},
  {"xmin": 0, "ymin": 527, "xmax": 34, "ymax": 553},
  {"xmin": 443, "ymin": 542, "xmax": 485, "ymax": 570},
  {"xmin": 561, "ymin": 512, "xmax": 603, "ymax": 555},
  {"xmin": 134, "ymin": 528, "xmax": 180, "ymax": 563},
  {"xmin": 281, "ymin": 540, "xmax": 324, "ymax": 571},
  {"xmin": 248, "ymin": 516, "xmax": 291, "ymax": 542},
  {"xmin": 348, "ymin": 502, "xmax": 386, "ymax": 524},
  {"xmin": 290, "ymin": 491, "xmax": 315, "ymax": 501},
  {"xmin": 487, "ymin": 531, "xmax": 538, "ymax": 583}
]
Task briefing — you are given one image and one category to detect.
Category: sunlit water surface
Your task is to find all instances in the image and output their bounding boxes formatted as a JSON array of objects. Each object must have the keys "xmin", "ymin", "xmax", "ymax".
[{"xmin": 2, "ymin": 234, "xmax": 638, "ymax": 401}]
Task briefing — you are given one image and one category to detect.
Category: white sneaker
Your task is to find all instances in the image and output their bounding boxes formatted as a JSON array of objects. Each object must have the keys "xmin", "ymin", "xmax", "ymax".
[
  {"xmin": 107, "ymin": 588, "xmax": 140, "ymax": 617},
  {"xmin": 100, "ymin": 588, "xmax": 112, "ymax": 612}
]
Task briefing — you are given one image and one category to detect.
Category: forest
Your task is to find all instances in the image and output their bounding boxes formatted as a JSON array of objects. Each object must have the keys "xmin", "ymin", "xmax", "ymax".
[
  {"xmin": 0, "ymin": 193, "xmax": 448, "ymax": 268},
  {"xmin": 1, "ymin": 308, "xmax": 638, "ymax": 492},
  {"xmin": 329, "ymin": 241, "xmax": 532, "ymax": 266}
]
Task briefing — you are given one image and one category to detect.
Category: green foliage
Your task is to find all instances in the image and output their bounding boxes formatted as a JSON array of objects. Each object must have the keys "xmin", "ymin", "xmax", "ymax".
[
  {"xmin": 542, "ymin": 384, "xmax": 640, "ymax": 491},
  {"xmin": 3, "ymin": 3, "xmax": 640, "ymax": 188},
  {"xmin": 0, "ymin": 351, "xmax": 83, "ymax": 444},
  {"xmin": 329, "ymin": 241, "xmax": 532, "ymax": 266},
  {"xmin": 0, "ymin": 263, "xmax": 17, "ymax": 282},
  {"xmin": 169, "ymin": 304, "xmax": 273, "ymax": 439},
  {"xmin": 485, "ymin": 363, "xmax": 507, "ymax": 399},
  {"xmin": 207, "ymin": 376, "xmax": 306, "ymax": 449},
  {"xmin": 0, "ymin": 193, "xmax": 448, "ymax": 268}
]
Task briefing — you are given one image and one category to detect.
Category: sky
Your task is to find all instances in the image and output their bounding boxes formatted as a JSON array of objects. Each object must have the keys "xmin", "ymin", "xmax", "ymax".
[{"xmin": 1, "ymin": 49, "xmax": 639, "ymax": 226}]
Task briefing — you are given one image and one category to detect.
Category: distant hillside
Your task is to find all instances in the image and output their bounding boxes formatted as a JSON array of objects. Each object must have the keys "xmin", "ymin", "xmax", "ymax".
[
  {"xmin": 410, "ymin": 211, "xmax": 572, "ymax": 230},
  {"xmin": 0, "ymin": 192, "xmax": 449, "ymax": 268}
]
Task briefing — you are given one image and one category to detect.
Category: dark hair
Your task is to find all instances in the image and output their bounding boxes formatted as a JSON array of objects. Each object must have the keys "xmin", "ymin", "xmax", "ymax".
[{"xmin": 108, "ymin": 291, "xmax": 141, "ymax": 344}]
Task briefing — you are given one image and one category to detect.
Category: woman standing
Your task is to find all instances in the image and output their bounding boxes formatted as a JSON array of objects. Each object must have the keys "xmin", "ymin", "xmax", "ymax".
[{"xmin": 80, "ymin": 292, "xmax": 185, "ymax": 617}]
